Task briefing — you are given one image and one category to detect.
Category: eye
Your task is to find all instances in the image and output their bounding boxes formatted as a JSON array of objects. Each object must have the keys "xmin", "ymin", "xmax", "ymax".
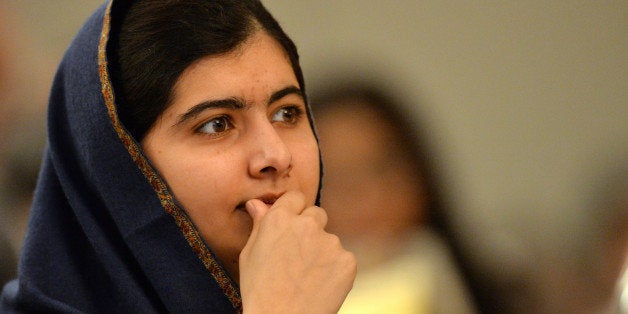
[
  {"xmin": 271, "ymin": 106, "xmax": 303, "ymax": 125},
  {"xmin": 196, "ymin": 115, "xmax": 233, "ymax": 135}
]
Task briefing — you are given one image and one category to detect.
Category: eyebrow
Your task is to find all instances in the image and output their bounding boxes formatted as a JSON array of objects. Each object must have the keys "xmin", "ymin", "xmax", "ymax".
[
  {"xmin": 174, "ymin": 97, "xmax": 244, "ymax": 127},
  {"xmin": 173, "ymin": 85, "xmax": 303, "ymax": 127},
  {"xmin": 269, "ymin": 85, "xmax": 303, "ymax": 104}
]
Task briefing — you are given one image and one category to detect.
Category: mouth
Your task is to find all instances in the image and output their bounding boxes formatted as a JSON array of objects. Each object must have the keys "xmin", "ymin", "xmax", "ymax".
[{"xmin": 235, "ymin": 192, "xmax": 284, "ymax": 211}]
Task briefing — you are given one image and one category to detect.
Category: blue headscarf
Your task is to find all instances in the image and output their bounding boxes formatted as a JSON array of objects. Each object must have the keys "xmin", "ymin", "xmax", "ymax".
[{"xmin": 0, "ymin": 1, "xmax": 304, "ymax": 312}]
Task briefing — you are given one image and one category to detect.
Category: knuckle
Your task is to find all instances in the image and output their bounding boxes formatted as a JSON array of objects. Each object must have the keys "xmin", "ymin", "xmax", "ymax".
[
  {"xmin": 295, "ymin": 216, "xmax": 319, "ymax": 237},
  {"xmin": 344, "ymin": 251, "xmax": 357, "ymax": 269},
  {"xmin": 301, "ymin": 214, "xmax": 319, "ymax": 227},
  {"xmin": 312, "ymin": 206, "xmax": 327, "ymax": 220},
  {"xmin": 339, "ymin": 251, "xmax": 358, "ymax": 276},
  {"xmin": 327, "ymin": 233, "xmax": 342, "ymax": 247}
]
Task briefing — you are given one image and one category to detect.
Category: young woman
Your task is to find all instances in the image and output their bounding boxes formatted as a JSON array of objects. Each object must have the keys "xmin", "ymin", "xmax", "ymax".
[{"xmin": 0, "ymin": 0, "xmax": 356, "ymax": 312}]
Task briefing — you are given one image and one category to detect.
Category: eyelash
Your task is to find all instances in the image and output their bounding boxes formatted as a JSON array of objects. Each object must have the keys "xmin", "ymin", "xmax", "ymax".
[
  {"xmin": 194, "ymin": 105, "xmax": 305, "ymax": 136},
  {"xmin": 272, "ymin": 105, "xmax": 304, "ymax": 125}
]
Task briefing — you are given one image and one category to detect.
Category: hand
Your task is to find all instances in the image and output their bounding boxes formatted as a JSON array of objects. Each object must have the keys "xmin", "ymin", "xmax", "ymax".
[{"xmin": 239, "ymin": 191, "xmax": 357, "ymax": 314}]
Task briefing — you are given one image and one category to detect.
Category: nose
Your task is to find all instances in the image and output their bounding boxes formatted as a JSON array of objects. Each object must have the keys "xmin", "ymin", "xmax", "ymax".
[{"xmin": 248, "ymin": 121, "xmax": 292, "ymax": 179}]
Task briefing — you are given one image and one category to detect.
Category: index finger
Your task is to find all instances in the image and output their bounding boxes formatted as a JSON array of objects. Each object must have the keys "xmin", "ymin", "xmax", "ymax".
[{"xmin": 270, "ymin": 190, "xmax": 307, "ymax": 215}]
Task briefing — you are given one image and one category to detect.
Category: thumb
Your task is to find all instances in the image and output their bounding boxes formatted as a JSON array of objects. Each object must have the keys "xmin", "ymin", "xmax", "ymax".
[{"xmin": 245, "ymin": 199, "xmax": 270, "ymax": 230}]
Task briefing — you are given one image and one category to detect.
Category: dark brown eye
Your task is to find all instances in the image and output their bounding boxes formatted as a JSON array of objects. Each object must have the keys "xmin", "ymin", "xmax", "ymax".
[
  {"xmin": 272, "ymin": 106, "xmax": 303, "ymax": 124},
  {"xmin": 197, "ymin": 115, "xmax": 232, "ymax": 134}
]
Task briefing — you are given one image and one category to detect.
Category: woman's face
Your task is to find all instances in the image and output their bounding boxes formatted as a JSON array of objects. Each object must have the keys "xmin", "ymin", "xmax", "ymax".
[{"xmin": 141, "ymin": 31, "xmax": 320, "ymax": 280}]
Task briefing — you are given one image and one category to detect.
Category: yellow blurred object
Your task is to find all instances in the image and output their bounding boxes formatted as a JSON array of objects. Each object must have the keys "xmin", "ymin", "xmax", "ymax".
[{"xmin": 338, "ymin": 230, "xmax": 475, "ymax": 314}]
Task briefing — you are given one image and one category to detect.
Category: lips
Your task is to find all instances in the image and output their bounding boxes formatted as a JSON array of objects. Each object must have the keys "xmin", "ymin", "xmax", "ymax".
[{"xmin": 258, "ymin": 195, "xmax": 279, "ymax": 205}]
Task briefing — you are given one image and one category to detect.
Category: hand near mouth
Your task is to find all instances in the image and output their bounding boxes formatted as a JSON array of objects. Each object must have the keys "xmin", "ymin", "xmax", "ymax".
[{"xmin": 239, "ymin": 191, "xmax": 357, "ymax": 313}]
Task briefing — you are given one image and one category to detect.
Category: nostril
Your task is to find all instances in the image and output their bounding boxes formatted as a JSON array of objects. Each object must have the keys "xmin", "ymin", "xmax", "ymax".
[{"xmin": 250, "ymin": 145, "xmax": 292, "ymax": 177}]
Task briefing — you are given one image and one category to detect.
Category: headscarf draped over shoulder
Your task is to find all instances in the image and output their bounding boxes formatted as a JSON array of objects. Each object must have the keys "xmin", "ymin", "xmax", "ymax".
[{"xmin": 1, "ymin": 1, "xmax": 242, "ymax": 312}]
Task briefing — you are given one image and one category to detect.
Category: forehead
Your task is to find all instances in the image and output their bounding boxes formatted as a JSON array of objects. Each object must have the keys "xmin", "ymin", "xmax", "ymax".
[{"xmin": 173, "ymin": 31, "xmax": 295, "ymax": 96}]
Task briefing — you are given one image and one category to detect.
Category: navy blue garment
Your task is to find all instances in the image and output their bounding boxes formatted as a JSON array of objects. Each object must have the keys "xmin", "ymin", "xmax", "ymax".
[{"xmin": 0, "ymin": 1, "xmax": 260, "ymax": 312}]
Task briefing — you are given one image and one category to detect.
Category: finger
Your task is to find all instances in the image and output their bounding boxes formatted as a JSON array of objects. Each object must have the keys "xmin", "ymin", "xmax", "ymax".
[
  {"xmin": 300, "ymin": 206, "xmax": 328, "ymax": 228},
  {"xmin": 270, "ymin": 190, "xmax": 307, "ymax": 215},
  {"xmin": 245, "ymin": 199, "xmax": 270, "ymax": 237}
]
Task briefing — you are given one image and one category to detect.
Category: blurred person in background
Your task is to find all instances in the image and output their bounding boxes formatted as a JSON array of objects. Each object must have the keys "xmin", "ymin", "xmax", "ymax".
[{"xmin": 312, "ymin": 81, "xmax": 477, "ymax": 313}]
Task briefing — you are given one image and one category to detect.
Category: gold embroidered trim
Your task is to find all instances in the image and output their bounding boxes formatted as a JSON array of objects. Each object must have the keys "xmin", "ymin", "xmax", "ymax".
[{"xmin": 97, "ymin": 2, "xmax": 242, "ymax": 311}]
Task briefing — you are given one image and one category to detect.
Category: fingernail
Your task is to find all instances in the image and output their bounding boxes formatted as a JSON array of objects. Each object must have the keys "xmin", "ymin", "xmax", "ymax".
[{"xmin": 245, "ymin": 199, "xmax": 256, "ymax": 214}]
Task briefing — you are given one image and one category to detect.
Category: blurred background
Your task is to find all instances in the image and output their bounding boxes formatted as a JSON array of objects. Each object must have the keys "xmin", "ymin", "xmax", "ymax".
[{"xmin": 1, "ymin": 1, "xmax": 626, "ymax": 313}]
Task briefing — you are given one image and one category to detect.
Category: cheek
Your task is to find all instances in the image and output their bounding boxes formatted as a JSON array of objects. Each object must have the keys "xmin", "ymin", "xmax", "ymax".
[
  {"xmin": 292, "ymin": 134, "xmax": 320, "ymax": 203},
  {"xmin": 150, "ymin": 147, "xmax": 245, "ymax": 231},
  {"xmin": 160, "ymin": 150, "xmax": 252, "ymax": 261},
  {"xmin": 166, "ymin": 152, "xmax": 241, "ymax": 214}
]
